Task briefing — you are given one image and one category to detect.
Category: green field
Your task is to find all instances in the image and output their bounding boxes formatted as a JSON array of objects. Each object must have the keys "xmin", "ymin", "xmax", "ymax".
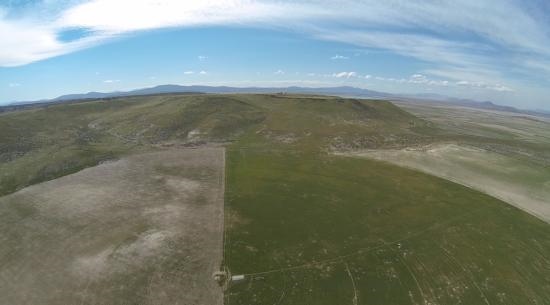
[
  {"xmin": 343, "ymin": 144, "xmax": 550, "ymax": 224},
  {"xmin": 224, "ymin": 146, "xmax": 550, "ymax": 305},
  {"xmin": 1, "ymin": 94, "xmax": 550, "ymax": 304}
]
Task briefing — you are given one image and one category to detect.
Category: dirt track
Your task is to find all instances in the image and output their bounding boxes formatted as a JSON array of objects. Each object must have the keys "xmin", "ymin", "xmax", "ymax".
[{"xmin": 0, "ymin": 147, "xmax": 225, "ymax": 305}]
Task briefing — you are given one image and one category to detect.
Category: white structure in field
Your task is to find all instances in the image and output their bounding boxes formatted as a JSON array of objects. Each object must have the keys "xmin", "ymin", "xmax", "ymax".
[{"xmin": 231, "ymin": 275, "xmax": 245, "ymax": 283}]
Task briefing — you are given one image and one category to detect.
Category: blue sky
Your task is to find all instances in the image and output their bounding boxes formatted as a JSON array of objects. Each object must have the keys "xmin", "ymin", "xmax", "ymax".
[{"xmin": 1, "ymin": 1, "xmax": 550, "ymax": 110}]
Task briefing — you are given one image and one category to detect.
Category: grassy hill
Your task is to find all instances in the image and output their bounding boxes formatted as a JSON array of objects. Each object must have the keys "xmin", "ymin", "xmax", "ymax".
[{"xmin": 0, "ymin": 94, "xmax": 431, "ymax": 197}]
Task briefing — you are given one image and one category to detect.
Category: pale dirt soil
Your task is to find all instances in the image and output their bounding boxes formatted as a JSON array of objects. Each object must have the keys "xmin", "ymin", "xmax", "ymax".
[
  {"xmin": 0, "ymin": 147, "xmax": 225, "ymax": 305},
  {"xmin": 337, "ymin": 144, "xmax": 550, "ymax": 224}
]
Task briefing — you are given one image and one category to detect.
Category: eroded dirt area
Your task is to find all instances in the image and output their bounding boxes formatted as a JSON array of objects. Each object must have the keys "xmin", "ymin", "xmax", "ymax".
[{"xmin": 0, "ymin": 147, "xmax": 225, "ymax": 305}]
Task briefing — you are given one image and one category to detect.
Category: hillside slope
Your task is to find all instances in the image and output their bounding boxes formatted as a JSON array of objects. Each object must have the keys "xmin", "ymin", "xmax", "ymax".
[{"xmin": 0, "ymin": 94, "xmax": 431, "ymax": 196}]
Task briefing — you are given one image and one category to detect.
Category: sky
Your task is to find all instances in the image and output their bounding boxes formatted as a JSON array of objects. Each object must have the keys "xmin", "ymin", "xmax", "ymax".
[{"xmin": 1, "ymin": 1, "xmax": 550, "ymax": 110}]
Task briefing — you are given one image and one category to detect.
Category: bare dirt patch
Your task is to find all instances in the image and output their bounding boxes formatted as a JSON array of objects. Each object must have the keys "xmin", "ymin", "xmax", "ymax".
[{"xmin": 0, "ymin": 147, "xmax": 225, "ymax": 305}]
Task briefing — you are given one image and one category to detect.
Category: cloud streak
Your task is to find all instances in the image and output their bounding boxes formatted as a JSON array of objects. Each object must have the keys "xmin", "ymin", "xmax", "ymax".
[
  {"xmin": 323, "ymin": 71, "xmax": 513, "ymax": 92},
  {"xmin": 0, "ymin": 0, "xmax": 548, "ymax": 97},
  {"xmin": 331, "ymin": 54, "xmax": 348, "ymax": 60},
  {"xmin": 332, "ymin": 72, "xmax": 357, "ymax": 78}
]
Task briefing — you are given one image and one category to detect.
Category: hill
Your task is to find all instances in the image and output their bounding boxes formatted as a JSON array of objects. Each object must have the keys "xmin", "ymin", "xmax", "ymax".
[
  {"xmin": 6, "ymin": 84, "xmax": 549, "ymax": 118},
  {"xmin": 0, "ymin": 93, "xmax": 430, "ymax": 197}
]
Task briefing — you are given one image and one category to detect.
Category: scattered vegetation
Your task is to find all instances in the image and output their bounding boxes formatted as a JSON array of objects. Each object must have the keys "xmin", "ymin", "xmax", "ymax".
[
  {"xmin": 0, "ymin": 94, "xmax": 265, "ymax": 196},
  {"xmin": 2, "ymin": 93, "xmax": 550, "ymax": 305}
]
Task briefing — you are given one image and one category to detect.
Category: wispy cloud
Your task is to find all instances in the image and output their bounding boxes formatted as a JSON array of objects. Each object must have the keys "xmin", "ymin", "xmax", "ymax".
[
  {"xmin": 332, "ymin": 71, "xmax": 357, "ymax": 78},
  {"xmin": 274, "ymin": 69, "xmax": 285, "ymax": 75},
  {"xmin": 407, "ymin": 74, "xmax": 449, "ymax": 86},
  {"xmin": 331, "ymin": 54, "xmax": 348, "ymax": 60},
  {"xmin": 8, "ymin": 82, "xmax": 21, "ymax": 87},
  {"xmin": 456, "ymin": 80, "xmax": 514, "ymax": 92},
  {"xmin": 103, "ymin": 79, "xmax": 120, "ymax": 83},
  {"xmin": 198, "ymin": 55, "xmax": 208, "ymax": 61},
  {"xmin": 2, "ymin": 1, "xmax": 549, "ymax": 76},
  {"xmin": 0, "ymin": 0, "xmax": 547, "ymax": 99},
  {"xmin": 199, "ymin": 70, "xmax": 207, "ymax": 75},
  {"xmin": 184, "ymin": 71, "xmax": 194, "ymax": 75},
  {"xmin": 370, "ymin": 73, "xmax": 513, "ymax": 92},
  {"xmin": 0, "ymin": 1, "xmax": 296, "ymax": 67}
]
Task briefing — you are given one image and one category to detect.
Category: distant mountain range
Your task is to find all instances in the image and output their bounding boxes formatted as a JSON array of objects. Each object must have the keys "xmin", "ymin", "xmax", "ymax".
[
  {"xmin": 392, "ymin": 93, "xmax": 550, "ymax": 118},
  {"xmin": 44, "ymin": 85, "xmax": 393, "ymax": 101},
  {"xmin": 5, "ymin": 84, "xmax": 550, "ymax": 118}
]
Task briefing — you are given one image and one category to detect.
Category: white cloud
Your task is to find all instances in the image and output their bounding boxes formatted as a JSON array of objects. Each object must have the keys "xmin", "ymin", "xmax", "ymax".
[
  {"xmin": 8, "ymin": 83, "xmax": 21, "ymax": 87},
  {"xmin": 425, "ymin": 67, "xmax": 504, "ymax": 84},
  {"xmin": 409, "ymin": 74, "xmax": 428, "ymax": 84},
  {"xmin": 103, "ymin": 79, "xmax": 120, "ymax": 83},
  {"xmin": 199, "ymin": 70, "xmax": 207, "ymax": 75},
  {"xmin": 491, "ymin": 84, "xmax": 514, "ymax": 92},
  {"xmin": 274, "ymin": 69, "xmax": 284, "ymax": 75},
  {"xmin": 59, "ymin": 0, "xmax": 283, "ymax": 32},
  {"xmin": 0, "ymin": 0, "xmax": 314, "ymax": 67},
  {"xmin": 456, "ymin": 80, "xmax": 514, "ymax": 92},
  {"xmin": 406, "ymin": 74, "xmax": 447, "ymax": 86},
  {"xmin": 368, "ymin": 72, "xmax": 511, "ymax": 92},
  {"xmin": 317, "ymin": 30, "xmax": 486, "ymax": 70},
  {"xmin": 184, "ymin": 70, "xmax": 194, "ymax": 74},
  {"xmin": 332, "ymin": 71, "xmax": 357, "ymax": 78},
  {"xmin": 331, "ymin": 54, "xmax": 348, "ymax": 60},
  {"xmin": 0, "ymin": 17, "xmax": 106, "ymax": 67}
]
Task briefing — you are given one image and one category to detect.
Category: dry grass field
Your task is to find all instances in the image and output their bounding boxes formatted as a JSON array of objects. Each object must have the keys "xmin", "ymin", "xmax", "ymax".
[{"xmin": 0, "ymin": 147, "xmax": 225, "ymax": 305}]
